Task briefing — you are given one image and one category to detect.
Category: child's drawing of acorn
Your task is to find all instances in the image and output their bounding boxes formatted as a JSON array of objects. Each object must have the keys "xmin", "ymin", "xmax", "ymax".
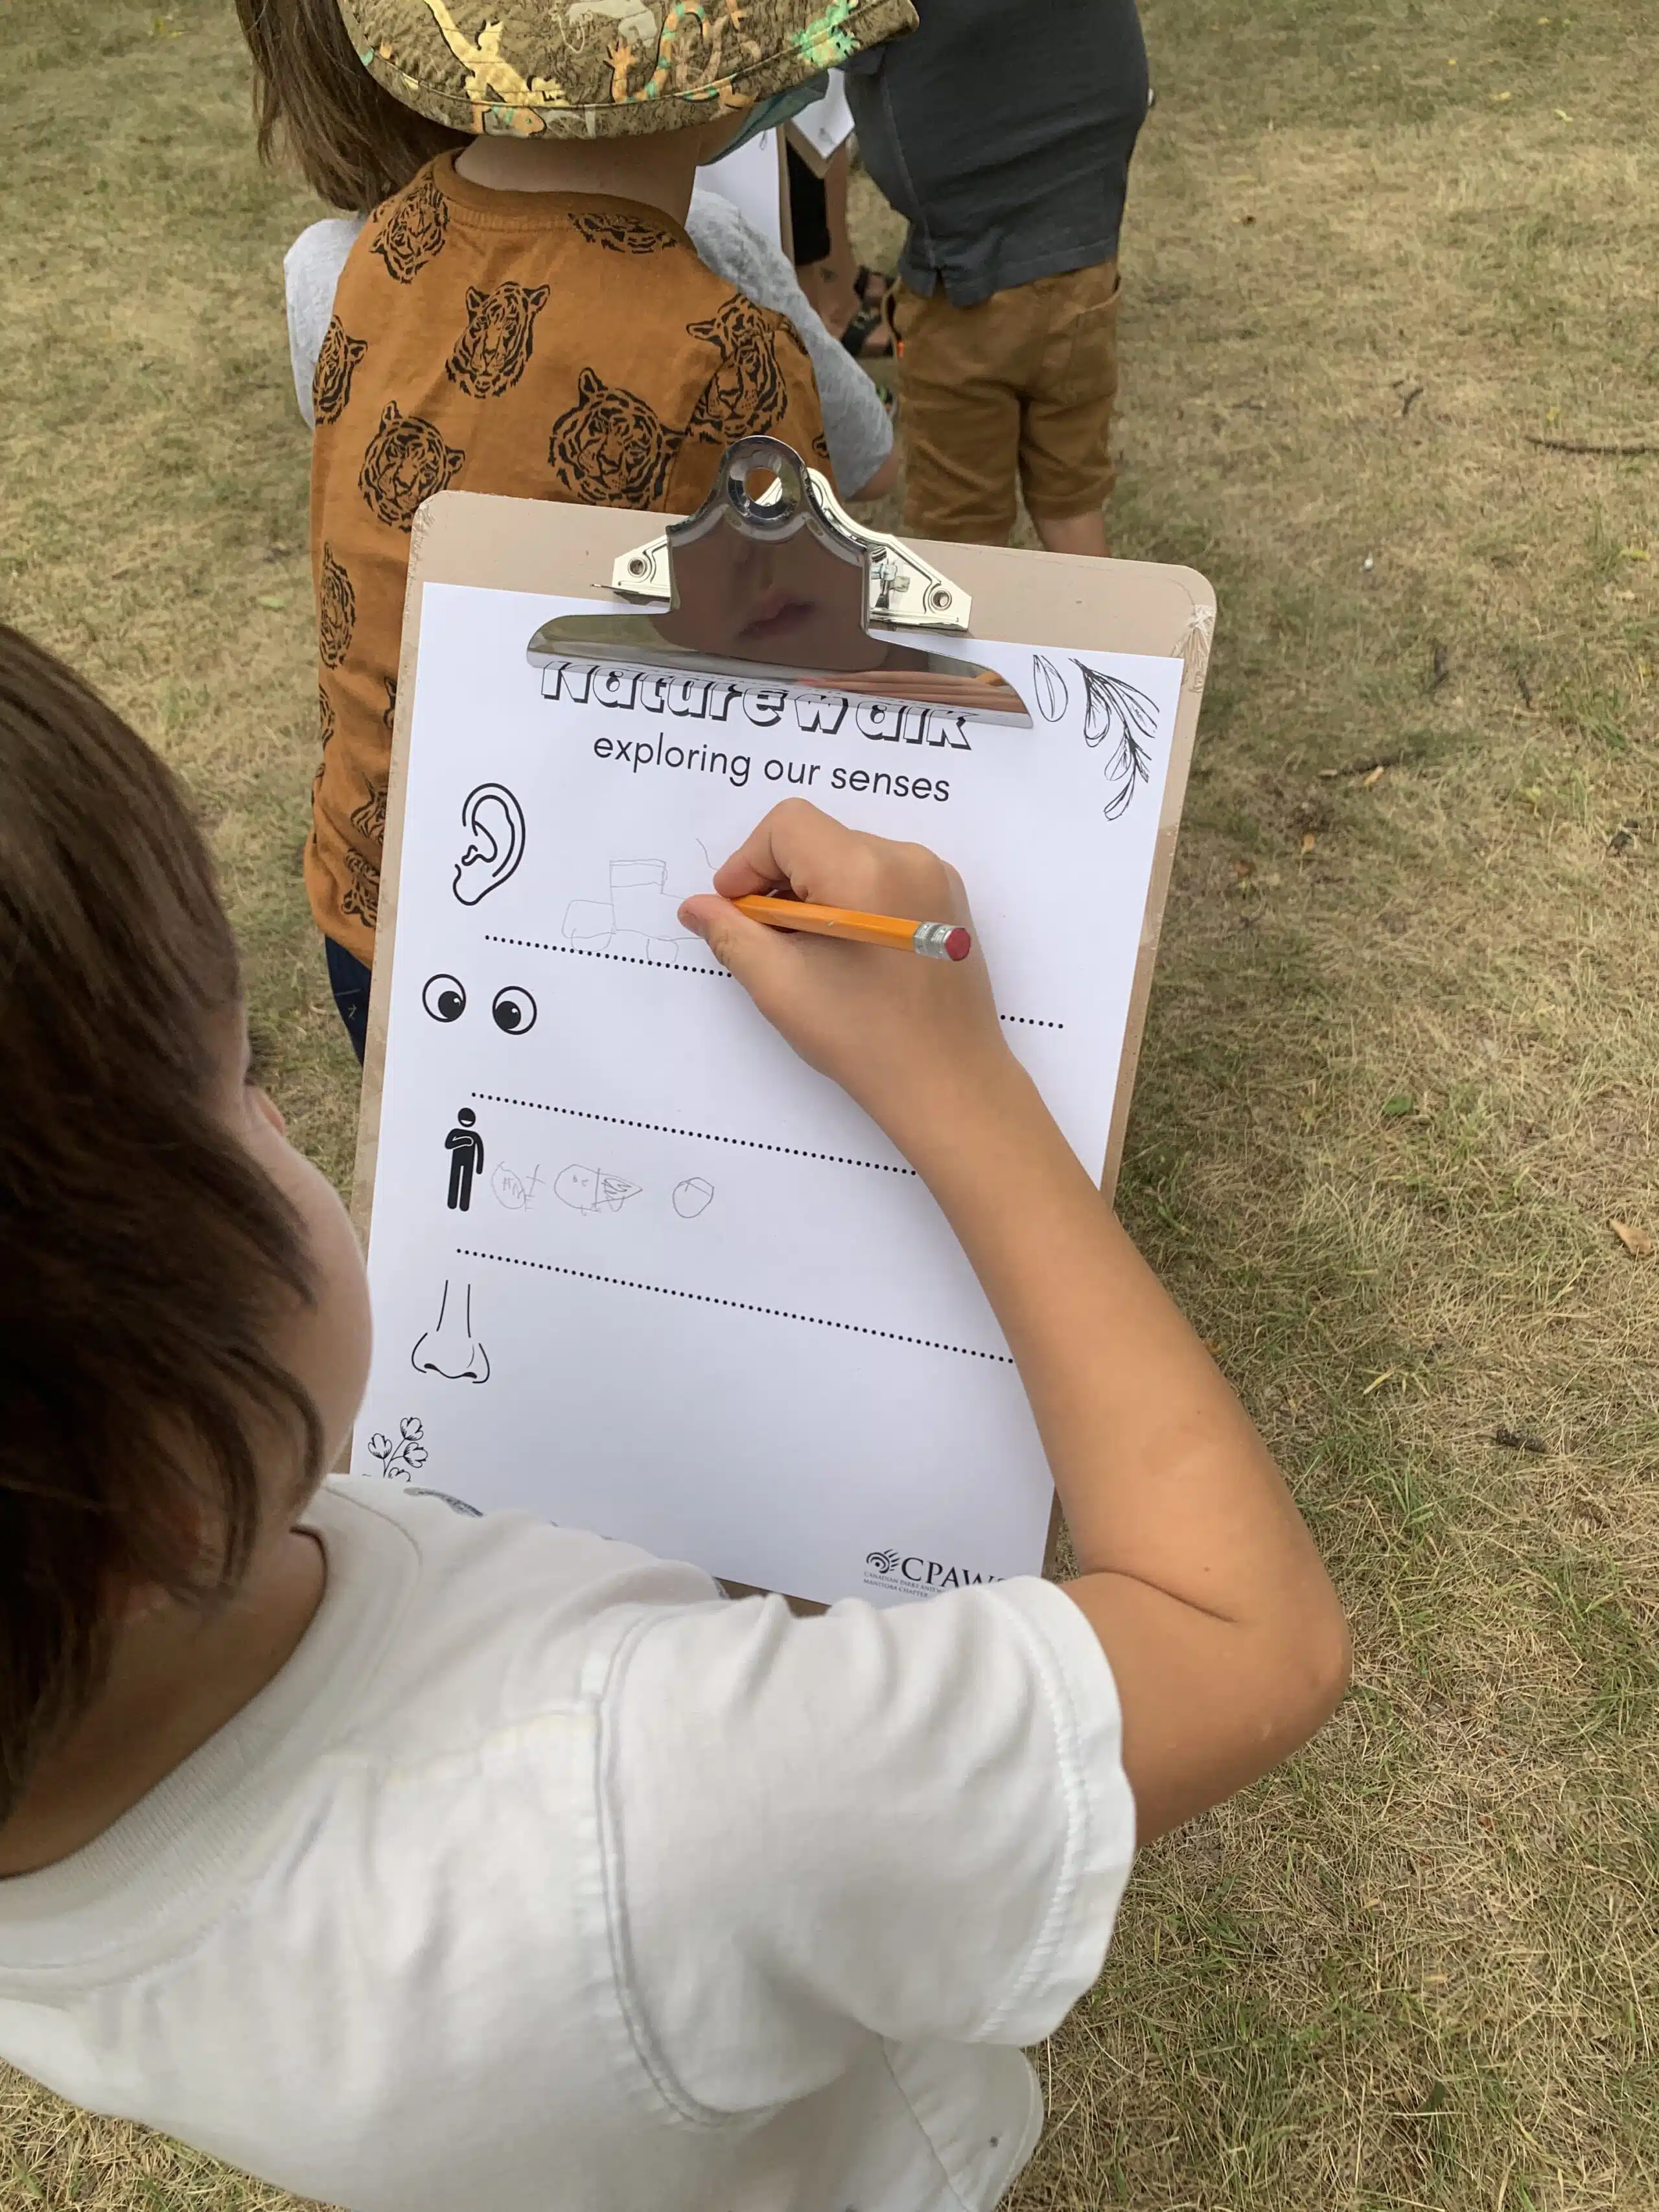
[{"xmin": 1031, "ymin": 653, "xmax": 1069, "ymax": 723}]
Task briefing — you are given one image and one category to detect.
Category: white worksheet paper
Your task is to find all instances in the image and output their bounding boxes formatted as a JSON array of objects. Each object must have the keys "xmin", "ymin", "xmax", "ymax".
[{"xmin": 355, "ymin": 581, "xmax": 1183, "ymax": 1605}]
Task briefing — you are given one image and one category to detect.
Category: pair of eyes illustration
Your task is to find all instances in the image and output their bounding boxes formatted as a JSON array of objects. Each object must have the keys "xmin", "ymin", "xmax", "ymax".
[{"xmin": 421, "ymin": 973, "xmax": 537, "ymax": 1035}]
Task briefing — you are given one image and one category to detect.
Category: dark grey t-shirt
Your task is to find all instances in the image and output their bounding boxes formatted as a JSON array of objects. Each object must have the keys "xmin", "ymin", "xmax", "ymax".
[{"xmin": 844, "ymin": 0, "xmax": 1149, "ymax": 308}]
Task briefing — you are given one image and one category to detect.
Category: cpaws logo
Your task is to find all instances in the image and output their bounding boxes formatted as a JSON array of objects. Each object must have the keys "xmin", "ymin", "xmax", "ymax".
[{"xmin": 864, "ymin": 1548, "xmax": 999, "ymax": 1596}]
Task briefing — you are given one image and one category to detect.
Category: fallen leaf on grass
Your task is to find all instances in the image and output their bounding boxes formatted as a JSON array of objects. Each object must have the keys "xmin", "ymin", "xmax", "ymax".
[
  {"xmin": 256, "ymin": 592, "xmax": 290, "ymax": 612},
  {"xmin": 1382, "ymin": 1093, "xmax": 1415, "ymax": 1117},
  {"xmin": 1607, "ymin": 821, "xmax": 1639, "ymax": 856},
  {"xmin": 1608, "ymin": 1218, "xmax": 1653, "ymax": 1258},
  {"xmin": 1362, "ymin": 763, "xmax": 1386, "ymax": 789},
  {"xmin": 1300, "ymin": 830, "xmax": 1317, "ymax": 854},
  {"xmin": 1492, "ymin": 1426, "xmax": 1546, "ymax": 1453}
]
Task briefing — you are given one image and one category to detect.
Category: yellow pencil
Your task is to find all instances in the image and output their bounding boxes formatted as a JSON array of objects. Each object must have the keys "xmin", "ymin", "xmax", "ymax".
[{"xmin": 734, "ymin": 895, "xmax": 972, "ymax": 962}]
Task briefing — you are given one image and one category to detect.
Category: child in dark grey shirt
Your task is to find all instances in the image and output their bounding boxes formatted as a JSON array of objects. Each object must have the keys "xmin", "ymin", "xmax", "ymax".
[{"xmin": 845, "ymin": 0, "xmax": 1149, "ymax": 552}]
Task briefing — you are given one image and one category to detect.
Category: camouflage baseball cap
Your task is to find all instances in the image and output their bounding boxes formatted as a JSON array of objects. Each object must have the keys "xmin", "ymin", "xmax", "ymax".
[{"xmin": 339, "ymin": 0, "xmax": 917, "ymax": 138}]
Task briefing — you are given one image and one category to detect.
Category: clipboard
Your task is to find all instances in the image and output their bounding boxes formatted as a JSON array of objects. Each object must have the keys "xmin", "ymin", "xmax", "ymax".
[{"xmin": 351, "ymin": 444, "xmax": 1214, "ymax": 1600}]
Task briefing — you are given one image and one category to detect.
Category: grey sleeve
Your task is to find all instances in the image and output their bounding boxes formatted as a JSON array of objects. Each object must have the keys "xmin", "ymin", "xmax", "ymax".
[
  {"xmin": 283, "ymin": 217, "xmax": 367, "ymax": 431},
  {"xmin": 686, "ymin": 183, "xmax": 893, "ymax": 498}
]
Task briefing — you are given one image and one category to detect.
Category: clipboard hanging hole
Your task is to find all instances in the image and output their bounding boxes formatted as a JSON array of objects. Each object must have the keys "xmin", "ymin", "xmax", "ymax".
[{"xmin": 723, "ymin": 436, "xmax": 806, "ymax": 535}]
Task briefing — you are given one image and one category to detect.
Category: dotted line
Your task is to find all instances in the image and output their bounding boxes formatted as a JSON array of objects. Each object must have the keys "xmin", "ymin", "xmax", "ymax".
[
  {"xmin": 470, "ymin": 1094, "xmax": 916, "ymax": 1176},
  {"xmin": 486, "ymin": 931, "xmax": 1060, "ymax": 1027},
  {"xmin": 457, "ymin": 1248, "xmax": 1014, "ymax": 1364},
  {"xmin": 485, "ymin": 933, "xmax": 732, "ymax": 977}
]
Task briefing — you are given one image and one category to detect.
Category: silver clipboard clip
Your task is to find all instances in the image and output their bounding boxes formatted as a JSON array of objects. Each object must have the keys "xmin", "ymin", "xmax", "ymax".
[{"xmin": 527, "ymin": 437, "xmax": 1030, "ymax": 727}]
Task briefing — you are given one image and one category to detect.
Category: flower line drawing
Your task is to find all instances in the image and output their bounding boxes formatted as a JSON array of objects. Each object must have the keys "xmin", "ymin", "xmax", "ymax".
[{"xmin": 369, "ymin": 1415, "xmax": 428, "ymax": 1481}]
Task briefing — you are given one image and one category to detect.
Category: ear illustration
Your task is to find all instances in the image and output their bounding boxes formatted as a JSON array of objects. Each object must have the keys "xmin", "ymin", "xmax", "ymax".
[
  {"xmin": 466, "ymin": 285, "xmax": 486, "ymax": 314},
  {"xmin": 452, "ymin": 782, "xmax": 526, "ymax": 905},
  {"xmin": 380, "ymin": 400, "xmax": 402, "ymax": 428},
  {"xmin": 577, "ymin": 366, "xmax": 603, "ymax": 400}
]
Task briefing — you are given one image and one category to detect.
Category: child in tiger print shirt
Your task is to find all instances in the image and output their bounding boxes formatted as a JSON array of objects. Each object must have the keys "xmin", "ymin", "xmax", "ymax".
[{"xmin": 310, "ymin": 156, "xmax": 828, "ymax": 1027}]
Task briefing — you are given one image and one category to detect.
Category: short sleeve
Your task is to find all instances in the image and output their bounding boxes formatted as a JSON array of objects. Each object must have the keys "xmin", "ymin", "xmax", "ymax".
[
  {"xmin": 600, "ymin": 1577, "xmax": 1135, "ymax": 2115},
  {"xmin": 283, "ymin": 217, "xmax": 365, "ymax": 430}
]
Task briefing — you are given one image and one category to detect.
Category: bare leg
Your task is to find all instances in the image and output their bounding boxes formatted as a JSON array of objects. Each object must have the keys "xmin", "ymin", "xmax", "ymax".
[{"xmin": 1031, "ymin": 508, "xmax": 1110, "ymax": 558}]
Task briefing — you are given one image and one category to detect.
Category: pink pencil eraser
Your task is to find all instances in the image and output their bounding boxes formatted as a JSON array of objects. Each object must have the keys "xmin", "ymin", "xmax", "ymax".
[{"xmin": 944, "ymin": 927, "xmax": 973, "ymax": 962}]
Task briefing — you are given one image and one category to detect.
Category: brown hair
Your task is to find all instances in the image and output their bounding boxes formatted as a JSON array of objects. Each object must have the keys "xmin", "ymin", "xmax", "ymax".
[
  {"xmin": 235, "ymin": 0, "xmax": 469, "ymax": 213},
  {"xmin": 0, "ymin": 627, "xmax": 322, "ymax": 1825}
]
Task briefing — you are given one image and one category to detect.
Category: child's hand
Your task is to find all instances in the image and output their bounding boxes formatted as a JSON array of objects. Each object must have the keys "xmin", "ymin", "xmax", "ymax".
[{"xmin": 679, "ymin": 801, "xmax": 1017, "ymax": 1144}]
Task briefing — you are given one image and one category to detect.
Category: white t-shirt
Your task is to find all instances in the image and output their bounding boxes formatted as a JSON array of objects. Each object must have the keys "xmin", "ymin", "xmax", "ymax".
[
  {"xmin": 283, "ymin": 183, "xmax": 895, "ymax": 498},
  {"xmin": 0, "ymin": 1480, "xmax": 1132, "ymax": 2212}
]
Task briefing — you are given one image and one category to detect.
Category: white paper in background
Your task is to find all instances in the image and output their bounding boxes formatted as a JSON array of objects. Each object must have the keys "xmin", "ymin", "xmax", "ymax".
[
  {"xmin": 785, "ymin": 75, "xmax": 855, "ymax": 170},
  {"xmin": 354, "ymin": 582, "xmax": 1183, "ymax": 1605},
  {"xmin": 695, "ymin": 129, "xmax": 784, "ymax": 253}
]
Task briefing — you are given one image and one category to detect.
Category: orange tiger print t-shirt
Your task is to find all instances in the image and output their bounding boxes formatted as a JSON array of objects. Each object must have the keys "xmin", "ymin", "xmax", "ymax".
[{"xmin": 308, "ymin": 154, "xmax": 828, "ymax": 966}]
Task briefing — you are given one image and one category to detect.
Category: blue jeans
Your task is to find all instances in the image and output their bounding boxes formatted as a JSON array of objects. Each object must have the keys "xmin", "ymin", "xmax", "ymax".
[{"xmin": 325, "ymin": 938, "xmax": 372, "ymax": 1065}]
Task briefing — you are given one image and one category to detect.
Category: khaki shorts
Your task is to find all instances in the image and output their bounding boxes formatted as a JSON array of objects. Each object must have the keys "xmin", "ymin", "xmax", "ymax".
[{"xmin": 892, "ymin": 259, "xmax": 1120, "ymax": 546}]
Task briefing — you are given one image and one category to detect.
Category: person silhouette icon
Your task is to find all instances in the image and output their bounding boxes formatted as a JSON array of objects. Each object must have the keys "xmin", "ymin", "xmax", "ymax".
[{"xmin": 445, "ymin": 1108, "xmax": 485, "ymax": 1211}]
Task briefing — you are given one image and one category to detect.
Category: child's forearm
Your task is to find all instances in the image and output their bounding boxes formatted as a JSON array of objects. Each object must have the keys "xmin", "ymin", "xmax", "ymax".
[
  {"xmin": 684, "ymin": 802, "xmax": 1349, "ymax": 1839},
  {"xmin": 897, "ymin": 1056, "xmax": 1351, "ymax": 1839}
]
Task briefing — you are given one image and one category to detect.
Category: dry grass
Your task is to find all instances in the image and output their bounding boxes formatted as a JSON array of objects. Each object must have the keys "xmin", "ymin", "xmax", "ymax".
[{"xmin": 3, "ymin": 0, "xmax": 1657, "ymax": 2206}]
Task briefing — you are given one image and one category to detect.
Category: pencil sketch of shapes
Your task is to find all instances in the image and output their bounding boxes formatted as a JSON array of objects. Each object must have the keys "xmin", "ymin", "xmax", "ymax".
[
  {"xmin": 672, "ymin": 1176, "xmax": 714, "ymax": 1219},
  {"xmin": 1030, "ymin": 653, "xmax": 1070, "ymax": 723},
  {"xmin": 411, "ymin": 1278, "xmax": 491, "ymax": 1383},
  {"xmin": 561, "ymin": 857, "xmax": 708, "ymax": 963},
  {"xmin": 1075, "ymin": 661, "xmax": 1162, "ymax": 820},
  {"xmin": 422, "ymin": 972, "xmax": 467, "ymax": 1023},
  {"xmin": 452, "ymin": 783, "xmax": 526, "ymax": 905},
  {"xmin": 445, "ymin": 1107, "xmax": 485, "ymax": 1211},
  {"xmin": 367, "ymin": 1415, "xmax": 428, "ymax": 1481},
  {"xmin": 553, "ymin": 1163, "xmax": 642, "ymax": 1215},
  {"xmin": 491, "ymin": 984, "xmax": 537, "ymax": 1034},
  {"xmin": 492, "ymin": 1161, "xmax": 542, "ymax": 1211}
]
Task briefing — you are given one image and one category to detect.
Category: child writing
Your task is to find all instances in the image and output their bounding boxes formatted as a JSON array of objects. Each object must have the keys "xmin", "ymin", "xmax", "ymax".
[
  {"xmin": 235, "ymin": 0, "xmax": 914, "ymax": 1061},
  {"xmin": 0, "ymin": 621, "xmax": 1350, "ymax": 2211}
]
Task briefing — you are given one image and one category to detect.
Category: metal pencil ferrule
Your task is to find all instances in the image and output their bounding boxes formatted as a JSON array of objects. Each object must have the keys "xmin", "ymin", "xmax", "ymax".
[{"xmin": 913, "ymin": 923, "xmax": 957, "ymax": 960}]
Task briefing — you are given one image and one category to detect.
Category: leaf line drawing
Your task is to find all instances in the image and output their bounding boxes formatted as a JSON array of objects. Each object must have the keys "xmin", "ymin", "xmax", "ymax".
[
  {"xmin": 368, "ymin": 1415, "xmax": 428, "ymax": 1480},
  {"xmin": 1030, "ymin": 653, "xmax": 1070, "ymax": 723},
  {"xmin": 1076, "ymin": 662, "xmax": 1162, "ymax": 820}
]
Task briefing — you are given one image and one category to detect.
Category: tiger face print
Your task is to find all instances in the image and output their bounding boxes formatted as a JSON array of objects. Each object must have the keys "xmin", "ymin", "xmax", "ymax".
[
  {"xmin": 447, "ymin": 281, "xmax": 550, "ymax": 401},
  {"xmin": 685, "ymin": 293, "xmax": 792, "ymax": 441},
  {"xmin": 372, "ymin": 173, "xmax": 450, "ymax": 285},
  {"xmin": 340, "ymin": 846, "xmax": 382, "ymax": 929},
  {"xmin": 349, "ymin": 780, "xmax": 388, "ymax": 848},
  {"xmin": 318, "ymin": 546, "xmax": 356, "ymax": 669},
  {"xmin": 546, "ymin": 367, "xmax": 679, "ymax": 506},
  {"xmin": 567, "ymin": 211, "xmax": 679, "ymax": 255},
  {"xmin": 313, "ymin": 318, "xmax": 367, "ymax": 425},
  {"xmin": 358, "ymin": 402, "xmax": 466, "ymax": 531}
]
